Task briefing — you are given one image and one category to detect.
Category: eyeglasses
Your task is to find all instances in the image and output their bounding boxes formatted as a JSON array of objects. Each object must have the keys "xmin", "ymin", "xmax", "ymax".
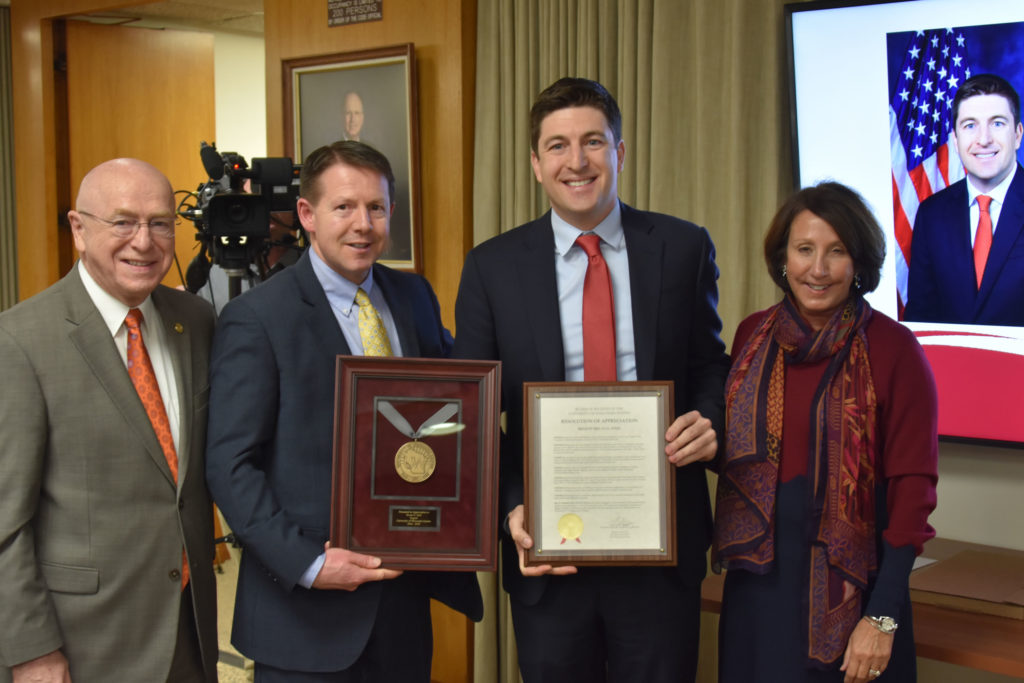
[{"xmin": 78, "ymin": 211, "xmax": 177, "ymax": 239}]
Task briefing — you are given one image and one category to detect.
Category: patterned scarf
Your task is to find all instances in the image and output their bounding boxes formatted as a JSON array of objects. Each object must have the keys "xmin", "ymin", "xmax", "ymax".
[{"xmin": 713, "ymin": 296, "xmax": 878, "ymax": 666}]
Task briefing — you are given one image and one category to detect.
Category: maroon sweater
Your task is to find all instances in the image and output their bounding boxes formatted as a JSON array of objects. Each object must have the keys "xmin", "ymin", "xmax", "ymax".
[{"xmin": 732, "ymin": 308, "xmax": 938, "ymax": 556}]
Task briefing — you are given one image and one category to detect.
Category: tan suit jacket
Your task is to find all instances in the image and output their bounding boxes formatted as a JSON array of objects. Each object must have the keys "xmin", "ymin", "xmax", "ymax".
[{"xmin": 0, "ymin": 266, "xmax": 218, "ymax": 681}]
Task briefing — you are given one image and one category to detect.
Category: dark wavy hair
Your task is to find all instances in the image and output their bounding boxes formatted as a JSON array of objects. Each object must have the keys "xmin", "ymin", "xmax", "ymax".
[
  {"xmin": 530, "ymin": 77, "xmax": 622, "ymax": 153},
  {"xmin": 299, "ymin": 140, "xmax": 396, "ymax": 205},
  {"xmin": 763, "ymin": 182, "xmax": 886, "ymax": 295}
]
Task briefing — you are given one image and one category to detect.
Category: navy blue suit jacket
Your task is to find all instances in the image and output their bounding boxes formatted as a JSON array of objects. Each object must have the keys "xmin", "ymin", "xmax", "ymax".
[
  {"xmin": 905, "ymin": 166, "xmax": 1024, "ymax": 326},
  {"xmin": 453, "ymin": 204, "xmax": 730, "ymax": 605},
  {"xmin": 206, "ymin": 251, "xmax": 482, "ymax": 672}
]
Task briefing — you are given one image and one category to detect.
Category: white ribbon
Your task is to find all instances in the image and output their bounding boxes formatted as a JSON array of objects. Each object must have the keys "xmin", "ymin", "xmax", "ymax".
[{"xmin": 377, "ymin": 401, "xmax": 459, "ymax": 439}]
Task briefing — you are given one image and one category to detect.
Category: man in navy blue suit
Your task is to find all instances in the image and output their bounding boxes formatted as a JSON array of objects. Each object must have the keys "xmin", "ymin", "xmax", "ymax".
[
  {"xmin": 454, "ymin": 78, "xmax": 730, "ymax": 682},
  {"xmin": 206, "ymin": 141, "xmax": 481, "ymax": 682},
  {"xmin": 905, "ymin": 73, "xmax": 1024, "ymax": 326}
]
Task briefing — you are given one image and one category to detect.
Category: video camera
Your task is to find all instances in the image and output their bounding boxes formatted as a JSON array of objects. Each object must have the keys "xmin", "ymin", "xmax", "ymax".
[{"xmin": 179, "ymin": 142, "xmax": 303, "ymax": 298}]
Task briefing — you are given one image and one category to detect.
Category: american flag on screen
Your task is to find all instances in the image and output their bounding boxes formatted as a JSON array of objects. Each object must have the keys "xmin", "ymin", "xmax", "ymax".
[{"xmin": 889, "ymin": 28, "xmax": 971, "ymax": 312}]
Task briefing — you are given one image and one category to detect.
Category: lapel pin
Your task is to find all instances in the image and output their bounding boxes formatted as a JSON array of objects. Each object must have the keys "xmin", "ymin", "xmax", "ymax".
[{"xmin": 173, "ymin": 323, "xmax": 184, "ymax": 334}]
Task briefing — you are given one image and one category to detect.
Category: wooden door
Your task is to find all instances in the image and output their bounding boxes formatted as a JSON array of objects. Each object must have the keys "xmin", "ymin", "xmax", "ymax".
[{"xmin": 65, "ymin": 20, "xmax": 215, "ymax": 287}]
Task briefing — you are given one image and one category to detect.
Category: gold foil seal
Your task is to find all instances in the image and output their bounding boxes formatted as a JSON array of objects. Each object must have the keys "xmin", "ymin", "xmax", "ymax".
[
  {"xmin": 558, "ymin": 513, "xmax": 583, "ymax": 542},
  {"xmin": 394, "ymin": 441, "xmax": 436, "ymax": 483}
]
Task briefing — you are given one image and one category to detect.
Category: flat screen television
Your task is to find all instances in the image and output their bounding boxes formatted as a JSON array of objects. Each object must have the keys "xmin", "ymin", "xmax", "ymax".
[{"xmin": 787, "ymin": 0, "xmax": 1024, "ymax": 445}]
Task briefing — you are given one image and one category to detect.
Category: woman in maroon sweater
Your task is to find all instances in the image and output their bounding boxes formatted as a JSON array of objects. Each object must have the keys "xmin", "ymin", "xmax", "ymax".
[{"xmin": 713, "ymin": 182, "xmax": 938, "ymax": 683}]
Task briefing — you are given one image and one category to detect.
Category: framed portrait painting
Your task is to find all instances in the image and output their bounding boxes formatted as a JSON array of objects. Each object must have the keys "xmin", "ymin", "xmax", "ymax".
[{"xmin": 283, "ymin": 44, "xmax": 421, "ymax": 272}]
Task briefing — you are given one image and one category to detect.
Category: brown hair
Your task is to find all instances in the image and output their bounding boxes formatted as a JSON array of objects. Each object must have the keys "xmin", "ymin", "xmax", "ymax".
[
  {"xmin": 952, "ymin": 73, "xmax": 1021, "ymax": 127},
  {"xmin": 529, "ymin": 77, "xmax": 622, "ymax": 153},
  {"xmin": 763, "ymin": 182, "xmax": 885, "ymax": 294},
  {"xmin": 299, "ymin": 140, "xmax": 396, "ymax": 205}
]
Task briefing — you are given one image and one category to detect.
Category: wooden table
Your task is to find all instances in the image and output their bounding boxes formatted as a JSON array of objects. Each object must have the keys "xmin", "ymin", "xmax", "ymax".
[{"xmin": 701, "ymin": 538, "xmax": 1024, "ymax": 678}]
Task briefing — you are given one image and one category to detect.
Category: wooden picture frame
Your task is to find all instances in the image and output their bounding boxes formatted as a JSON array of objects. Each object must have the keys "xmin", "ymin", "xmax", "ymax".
[
  {"xmin": 283, "ymin": 44, "xmax": 421, "ymax": 272},
  {"xmin": 331, "ymin": 356, "xmax": 501, "ymax": 571},
  {"xmin": 523, "ymin": 381, "xmax": 677, "ymax": 567}
]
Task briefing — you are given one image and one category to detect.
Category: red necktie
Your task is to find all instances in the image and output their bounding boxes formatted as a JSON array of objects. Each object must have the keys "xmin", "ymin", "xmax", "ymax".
[
  {"xmin": 576, "ymin": 233, "xmax": 616, "ymax": 381},
  {"xmin": 125, "ymin": 309, "xmax": 188, "ymax": 589},
  {"xmin": 974, "ymin": 195, "xmax": 993, "ymax": 289}
]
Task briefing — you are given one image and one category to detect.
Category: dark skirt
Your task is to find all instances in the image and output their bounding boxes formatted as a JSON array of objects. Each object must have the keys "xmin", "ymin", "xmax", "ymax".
[{"xmin": 718, "ymin": 477, "xmax": 917, "ymax": 682}]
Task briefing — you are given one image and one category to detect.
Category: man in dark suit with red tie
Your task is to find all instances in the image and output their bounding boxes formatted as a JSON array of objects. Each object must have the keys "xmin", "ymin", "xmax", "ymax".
[
  {"xmin": 905, "ymin": 73, "xmax": 1024, "ymax": 326},
  {"xmin": 454, "ymin": 78, "xmax": 730, "ymax": 682}
]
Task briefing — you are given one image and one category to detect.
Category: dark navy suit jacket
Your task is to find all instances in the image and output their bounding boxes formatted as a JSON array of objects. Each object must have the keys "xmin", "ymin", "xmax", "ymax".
[
  {"xmin": 905, "ymin": 166, "xmax": 1024, "ymax": 326},
  {"xmin": 453, "ymin": 204, "xmax": 730, "ymax": 605},
  {"xmin": 206, "ymin": 251, "xmax": 481, "ymax": 672}
]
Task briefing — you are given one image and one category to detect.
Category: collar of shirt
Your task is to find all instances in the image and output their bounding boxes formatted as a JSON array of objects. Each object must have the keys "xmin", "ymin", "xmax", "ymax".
[
  {"xmin": 550, "ymin": 201, "xmax": 625, "ymax": 255},
  {"xmin": 308, "ymin": 246, "xmax": 375, "ymax": 316},
  {"xmin": 549, "ymin": 200, "xmax": 637, "ymax": 382},
  {"xmin": 77, "ymin": 260, "xmax": 180, "ymax": 449},
  {"xmin": 307, "ymin": 247, "xmax": 403, "ymax": 356},
  {"xmin": 77, "ymin": 260, "xmax": 158, "ymax": 336}
]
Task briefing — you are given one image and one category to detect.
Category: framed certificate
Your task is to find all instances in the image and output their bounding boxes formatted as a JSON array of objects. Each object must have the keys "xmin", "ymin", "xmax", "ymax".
[
  {"xmin": 523, "ymin": 382, "xmax": 676, "ymax": 567},
  {"xmin": 331, "ymin": 356, "xmax": 501, "ymax": 571}
]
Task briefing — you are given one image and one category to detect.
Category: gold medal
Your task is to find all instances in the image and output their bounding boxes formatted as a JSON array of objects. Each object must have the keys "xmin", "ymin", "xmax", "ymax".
[
  {"xmin": 558, "ymin": 513, "xmax": 584, "ymax": 543},
  {"xmin": 394, "ymin": 440, "xmax": 436, "ymax": 483}
]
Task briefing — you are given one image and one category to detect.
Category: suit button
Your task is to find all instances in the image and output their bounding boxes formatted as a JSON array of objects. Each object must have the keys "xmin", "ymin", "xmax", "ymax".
[
  {"xmin": 178, "ymin": 498, "xmax": 185, "ymax": 510},
  {"xmin": 169, "ymin": 569, "xmax": 181, "ymax": 581}
]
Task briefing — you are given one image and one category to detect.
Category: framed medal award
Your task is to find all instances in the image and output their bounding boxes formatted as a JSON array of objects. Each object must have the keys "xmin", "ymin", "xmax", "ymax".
[
  {"xmin": 331, "ymin": 356, "xmax": 501, "ymax": 571},
  {"xmin": 522, "ymin": 381, "xmax": 677, "ymax": 567}
]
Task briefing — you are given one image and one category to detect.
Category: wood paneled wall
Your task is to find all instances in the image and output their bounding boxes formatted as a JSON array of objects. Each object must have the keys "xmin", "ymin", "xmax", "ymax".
[
  {"xmin": 11, "ymin": 1, "xmax": 156, "ymax": 298},
  {"xmin": 264, "ymin": 0, "xmax": 477, "ymax": 331}
]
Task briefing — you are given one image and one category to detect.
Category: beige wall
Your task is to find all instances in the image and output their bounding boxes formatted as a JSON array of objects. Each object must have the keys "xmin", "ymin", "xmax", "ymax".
[
  {"xmin": 931, "ymin": 442, "xmax": 1024, "ymax": 551},
  {"xmin": 213, "ymin": 31, "xmax": 267, "ymax": 158}
]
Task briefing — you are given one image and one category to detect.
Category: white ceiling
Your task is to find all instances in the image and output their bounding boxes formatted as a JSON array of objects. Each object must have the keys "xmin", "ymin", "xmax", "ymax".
[{"xmin": 71, "ymin": 1, "xmax": 264, "ymax": 36}]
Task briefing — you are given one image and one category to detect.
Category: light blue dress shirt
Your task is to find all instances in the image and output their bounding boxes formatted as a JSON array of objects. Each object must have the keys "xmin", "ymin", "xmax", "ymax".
[
  {"xmin": 550, "ymin": 202, "xmax": 637, "ymax": 382},
  {"xmin": 308, "ymin": 247, "xmax": 404, "ymax": 358},
  {"xmin": 299, "ymin": 248, "xmax": 404, "ymax": 586}
]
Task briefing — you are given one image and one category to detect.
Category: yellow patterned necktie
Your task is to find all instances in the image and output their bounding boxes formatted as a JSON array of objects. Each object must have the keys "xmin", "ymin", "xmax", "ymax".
[{"xmin": 355, "ymin": 288, "xmax": 393, "ymax": 357}]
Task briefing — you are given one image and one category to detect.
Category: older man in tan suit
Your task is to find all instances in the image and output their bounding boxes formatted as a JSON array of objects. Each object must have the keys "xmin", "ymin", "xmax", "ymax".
[{"xmin": 0, "ymin": 159, "xmax": 218, "ymax": 682}]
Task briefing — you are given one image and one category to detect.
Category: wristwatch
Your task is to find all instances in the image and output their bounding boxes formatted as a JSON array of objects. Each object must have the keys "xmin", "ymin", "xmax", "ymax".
[{"xmin": 864, "ymin": 615, "xmax": 898, "ymax": 634}]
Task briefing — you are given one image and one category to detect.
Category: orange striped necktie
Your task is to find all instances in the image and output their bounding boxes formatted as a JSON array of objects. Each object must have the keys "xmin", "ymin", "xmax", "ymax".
[{"xmin": 124, "ymin": 308, "xmax": 189, "ymax": 590}]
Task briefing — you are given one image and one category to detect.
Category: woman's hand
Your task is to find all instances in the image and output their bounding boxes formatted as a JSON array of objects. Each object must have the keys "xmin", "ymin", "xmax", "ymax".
[{"xmin": 839, "ymin": 617, "xmax": 894, "ymax": 682}]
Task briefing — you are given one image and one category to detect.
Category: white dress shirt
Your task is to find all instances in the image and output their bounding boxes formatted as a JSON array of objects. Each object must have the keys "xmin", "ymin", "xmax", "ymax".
[{"xmin": 78, "ymin": 261, "xmax": 181, "ymax": 453}]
